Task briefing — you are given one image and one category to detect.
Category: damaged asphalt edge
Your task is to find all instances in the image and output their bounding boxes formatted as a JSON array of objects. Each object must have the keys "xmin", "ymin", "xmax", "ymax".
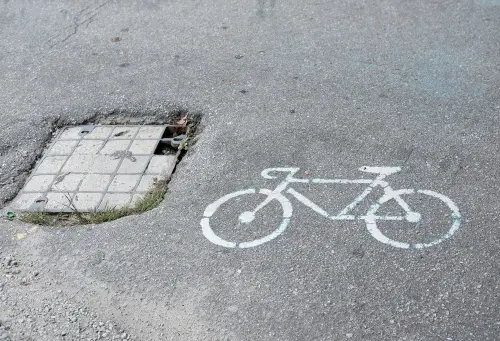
[{"xmin": 0, "ymin": 105, "xmax": 204, "ymax": 210}]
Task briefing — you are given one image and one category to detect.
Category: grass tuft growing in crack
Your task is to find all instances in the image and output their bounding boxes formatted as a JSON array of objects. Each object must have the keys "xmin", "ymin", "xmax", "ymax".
[
  {"xmin": 20, "ymin": 212, "xmax": 53, "ymax": 225},
  {"xmin": 20, "ymin": 180, "xmax": 168, "ymax": 227}
]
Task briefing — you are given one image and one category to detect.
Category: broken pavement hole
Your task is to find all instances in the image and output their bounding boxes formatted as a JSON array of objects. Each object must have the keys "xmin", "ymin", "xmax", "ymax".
[
  {"xmin": 153, "ymin": 124, "xmax": 187, "ymax": 155},
  {"xmin": 7, "ymin": 110, "xmax": 202, "ymax": 226}
]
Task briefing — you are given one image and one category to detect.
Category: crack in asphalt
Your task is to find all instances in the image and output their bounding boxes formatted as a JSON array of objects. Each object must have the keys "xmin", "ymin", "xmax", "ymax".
[{"xmin": 47, "ymin": 0, "xmax": 111, "ymax": 48}]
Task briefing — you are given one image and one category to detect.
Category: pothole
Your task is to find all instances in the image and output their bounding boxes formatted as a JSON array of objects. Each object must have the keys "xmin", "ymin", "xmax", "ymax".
[{"xmin": 5, "ymin": 112, "xmax": 200, "ymax": 226}]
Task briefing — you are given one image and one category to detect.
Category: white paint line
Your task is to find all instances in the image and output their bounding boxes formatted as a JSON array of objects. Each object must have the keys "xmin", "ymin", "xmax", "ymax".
[
  {"xmin": 330, "ymin": 215, "xmax": 356, "ymax": 220},
  {"xmin": 413, "ymin": 189, "xmax": 461, "ymax": 248},
  {"xmin": 287, "ymin": 188, "xmax": 329, "ymax": 217},
  {"xmin": 383, "ymin": 187, "xmax": 414, "ymax": 213},
  {"xmin": 238, "ymin": 218, "xmax": 291, "ymax": 248},
  {"xmin": 203, "ymin": 189, "xmax": 255, "ymax": 218},
  {"xmin": 261, "ymin": 189, "xmax": 293, "ymax": 219},
  {"xmin": 261, "ymin": 167, "xmax": 300, "ymax": 179},
  {"xmin": 337, "ymin": 185, "xmax": 376, "ymax": 217},
  {"xmin": 201, "ymin": 218, "xmax": 237, "ymax": 248},
  {"xmin": 311, "ymin": 179, "xmax": 372, "ymax": 184},
  {"xmin": 358, "ymin": 166, "xmax": 401, "ymax": 175},
  {"xmin": 359, "ymin": 215, "xmax": 404, "ymax": 221},
  {"xmin": 365, "ymin": 220, "xmax": 411, "ymax": 249}
]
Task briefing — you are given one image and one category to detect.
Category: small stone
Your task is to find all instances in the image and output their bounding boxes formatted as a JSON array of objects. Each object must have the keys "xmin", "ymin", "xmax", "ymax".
[
  {"xmin": 61, "ymin": 331, "xmax": 67, "ymax": 336},
  {"xmin": 346, "ymin": 333, "xmax": 353, "ymax": 338},
  {"xmin": 121, "ymin": 333, "xmax": 127, "ymax": 339}
]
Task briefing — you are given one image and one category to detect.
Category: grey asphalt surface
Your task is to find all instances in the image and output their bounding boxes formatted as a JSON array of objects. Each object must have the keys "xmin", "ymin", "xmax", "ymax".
[{"xmin": 1, "ymin": 0, "xmax": 500, "ymax": 340}]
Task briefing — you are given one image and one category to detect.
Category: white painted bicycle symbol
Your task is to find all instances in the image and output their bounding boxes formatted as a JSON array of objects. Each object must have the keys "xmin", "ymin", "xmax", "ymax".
[{"xmin": 201, "ymin": 166, "xmax": 462, "ymax": 249}]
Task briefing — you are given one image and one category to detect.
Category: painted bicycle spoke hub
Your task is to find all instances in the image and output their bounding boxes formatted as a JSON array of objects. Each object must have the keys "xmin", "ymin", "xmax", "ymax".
[{"xmin": 9, "ymin": 124, "xmax": 184, "ymax": 212}]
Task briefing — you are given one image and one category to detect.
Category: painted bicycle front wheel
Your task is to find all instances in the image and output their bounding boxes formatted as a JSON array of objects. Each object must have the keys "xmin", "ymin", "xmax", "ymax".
[{"xmin": 365, "ymin": 189, "xmax": 461, "ymax": 249}]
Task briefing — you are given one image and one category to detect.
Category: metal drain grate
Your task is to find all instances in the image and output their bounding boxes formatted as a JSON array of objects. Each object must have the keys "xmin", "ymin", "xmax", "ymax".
[{"xmin": 10, "ymin": 125, "xmax": 183, "ymax": 212}]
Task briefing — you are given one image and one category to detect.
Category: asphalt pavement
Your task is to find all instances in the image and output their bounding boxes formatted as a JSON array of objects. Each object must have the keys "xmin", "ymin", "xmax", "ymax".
[{"xmin": 0, "ymin": 0, "xmax": 499, "ymax": 340}]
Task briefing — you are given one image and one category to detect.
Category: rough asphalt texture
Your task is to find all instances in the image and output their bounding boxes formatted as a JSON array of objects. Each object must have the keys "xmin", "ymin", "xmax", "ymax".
[{"xmin": 1, "ymin": 0, "xmax": 499, "ymax": 340}]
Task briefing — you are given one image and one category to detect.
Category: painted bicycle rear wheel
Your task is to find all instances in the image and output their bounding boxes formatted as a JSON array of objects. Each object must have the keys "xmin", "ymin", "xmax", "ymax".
[{"xmin": 201, "ymin": 188, "xmax": 292, "ymax": 248}]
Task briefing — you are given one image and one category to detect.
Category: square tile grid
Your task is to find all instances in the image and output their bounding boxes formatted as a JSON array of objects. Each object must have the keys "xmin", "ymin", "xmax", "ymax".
[{"xmin": 10, "ymin": 125, "xmax": 180, "ymax": 212}]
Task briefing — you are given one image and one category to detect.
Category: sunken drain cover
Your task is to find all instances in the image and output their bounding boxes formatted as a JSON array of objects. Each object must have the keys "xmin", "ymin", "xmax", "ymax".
[{"xmin": 10, "ymin": 125, "xmax": 184, "ymax": 212}]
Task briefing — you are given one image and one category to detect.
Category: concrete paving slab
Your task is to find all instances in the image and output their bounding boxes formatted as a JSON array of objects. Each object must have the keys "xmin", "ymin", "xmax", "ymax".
[
  {"xmin": 107, "ymin": 174, "xmax": 141, "ymax": 192},
  {"xmin": 35, "ymin": 156, "xmax": 67, "ymax": 174},
  {"xmin": 117, "ymin": 156, "xmax": 150, "ymax": 174},
  {"xmin": 9, "ymin": 125, "xmax": 180, "ymax": 212},
  {"xmin": 79, "ymin": 174, "xmax": 112, "ymax": 192},
  {"xmin": 24, "ymin": 175, "xmax": 56, "ymax": 192},
  {"xmin": 88, "ymin": 155, "xmax": 121, "ymax": 173},
  {"xmin": 128, "ymin": 139, "xmax": 157, "ymax": 155},
  {"xmin": 99, "ymin": 140, "xmax": 133, "ymax": 155},
  {"xmin": 47, "ymin": 140, "xmax": 78, "ymax": 156},
  {"xmin": 10, "ymin": 193, "xmax": 43, "ymax": 211},
  {"xmin": 74, "ymin": 140, "xmax": 105, "ymax": 154},
  {"xmin": 45, "ymin": 192, "xmax": 73, "ymax": 211},
  {"xmin": 145, "ymin": 155, "xmax": 177, "ymax": 175},
  {"xmin": 136, "ymin": 175, "xmax": 159, "ymax": 192},
  {"xmin": 82, "ymin": 126, "xmax": 114, "ymax": 140},
  {"xmin": 99, "ymin": 193, "xmax": 132, "ymax": 210},
  {"xmin": 51, "ymin": 173, "xmax": 85, "ymax": 192},
  {"xmin": 136, "ymin": 126, "xmax": 165, "ymax": 139},
  {"xmin": 61, "ymin": 154, "xmax": 94, "ymax": 173},
  {"xmin": 72, "ymin": 193, "xmax": 103, "ymax": 211},
  {"xmin": 110, "ymin": 127, "xmax": 138, "ymax": 139}
]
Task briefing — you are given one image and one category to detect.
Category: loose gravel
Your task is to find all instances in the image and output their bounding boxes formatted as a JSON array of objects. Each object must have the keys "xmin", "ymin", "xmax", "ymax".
[{"xmin": 0, "ymin": 253, "xmax": 133, "ymax": 341}]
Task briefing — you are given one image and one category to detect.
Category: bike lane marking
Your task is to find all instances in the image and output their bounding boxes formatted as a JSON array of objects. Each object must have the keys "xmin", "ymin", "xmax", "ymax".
[{"xmin": 201, "ymin": 167, "xmax": 463, "ymax": 250}]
